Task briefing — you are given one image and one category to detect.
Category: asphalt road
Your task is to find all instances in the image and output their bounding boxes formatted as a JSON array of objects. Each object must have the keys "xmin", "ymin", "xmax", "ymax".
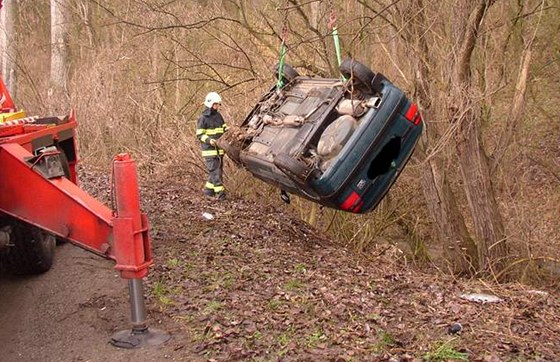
[{"xmin": 0, "ymin": 243, "xmax": 175, "ymax": 362}]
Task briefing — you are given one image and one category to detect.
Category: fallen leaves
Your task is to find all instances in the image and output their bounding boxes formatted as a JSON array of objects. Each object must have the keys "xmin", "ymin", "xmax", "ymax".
[{"xmin": 80, "ymin": 166, "xmax": 560, "ymax": 361}]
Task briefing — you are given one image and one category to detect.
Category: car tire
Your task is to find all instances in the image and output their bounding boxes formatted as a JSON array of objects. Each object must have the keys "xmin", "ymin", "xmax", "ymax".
[
  {"xmin": 273, "ymin": 62, "xmax": 300, "ymax": 86},
  {"xmin": 340, "ymin": 58, "xmax": 376, "ymax": 95},
  {"xmin": 273, "ymin": 153, "xmax": 308, "ymax": 184},
  {"xmin": 0, "ymin": 219, "xmax": 56, "ymax": 275}
]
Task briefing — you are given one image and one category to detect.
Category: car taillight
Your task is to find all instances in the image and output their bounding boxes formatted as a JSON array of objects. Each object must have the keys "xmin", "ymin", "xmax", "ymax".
[
  {"xmin": 404, "ymin": 103, "xmax": 422, "ymax": 126},
  {"xmin": 341, "ymin": 191, "xmax": 363, "ymax": 213}
]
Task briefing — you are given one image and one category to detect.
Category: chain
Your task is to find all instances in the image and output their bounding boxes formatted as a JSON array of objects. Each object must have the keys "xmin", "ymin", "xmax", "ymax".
[
  {"xmin": 325, "ymin": 0, "xmax": 345, "ymax": 80},
  {"xmin": 327, "ymin": 0, "xmax": 335, "ymax": 30}
]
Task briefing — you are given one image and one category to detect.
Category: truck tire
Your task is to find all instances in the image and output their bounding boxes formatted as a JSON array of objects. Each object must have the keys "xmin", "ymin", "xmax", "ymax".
[
  {"xmin": 340, "ymin": 58, "xmax": 376, "ymax": 95},
  {"xmin": 0, "ymin": 220, "xmax": 56, "ymax": 275}
]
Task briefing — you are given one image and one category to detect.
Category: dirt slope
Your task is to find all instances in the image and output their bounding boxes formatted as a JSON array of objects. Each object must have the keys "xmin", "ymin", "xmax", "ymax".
[
  {"xmin": 139, "ymin": 174, "xmax": 560, "ymax": 361},
  {"xmin": 0, "ymin": 167, "xmax": 559, "ymax": 362}
]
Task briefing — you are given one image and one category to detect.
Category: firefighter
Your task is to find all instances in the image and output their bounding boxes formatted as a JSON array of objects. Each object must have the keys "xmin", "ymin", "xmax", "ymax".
[{"xmin": 196, "ymin": 91, "xmax": 228, "ymax": 200}]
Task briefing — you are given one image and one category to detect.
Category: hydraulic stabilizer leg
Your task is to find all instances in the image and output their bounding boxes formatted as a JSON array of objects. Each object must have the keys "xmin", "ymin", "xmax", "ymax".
[
  {"xmin": 111, "ymin": 279, "xmax": 170, "ymax": 348},
  {"xmin": 129, "ymin": 279, "xmax": 147, "ymax": 329},
  {"xmin": 109, "ymin": 153, "xmax": 170, "ymax": 348}
]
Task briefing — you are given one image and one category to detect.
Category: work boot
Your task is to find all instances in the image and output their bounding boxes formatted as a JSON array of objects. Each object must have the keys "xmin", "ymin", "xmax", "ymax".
[
  {"xmin": 216, "ymin": 192, "xmax": 226, "ymax": 201},
  {"xmin": 203, "ymin": 189, "xmax": 214, "ymax": 198}
]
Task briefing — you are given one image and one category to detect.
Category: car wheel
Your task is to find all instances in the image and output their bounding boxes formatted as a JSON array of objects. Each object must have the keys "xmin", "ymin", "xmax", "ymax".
[
  {"xmin": 0, "ymin": 219, "xmax": 56, "ymax": 275},
  {"xmin": 340, "ymin": 58, "xmax": 376, "ymax": 95},
  {"xmin": 273, "ymin": 153, "xmax": 308, "ymax": 184},
  {"xmin": 273, "ymin": 62, "xmax": 300, "ymax": 85}
]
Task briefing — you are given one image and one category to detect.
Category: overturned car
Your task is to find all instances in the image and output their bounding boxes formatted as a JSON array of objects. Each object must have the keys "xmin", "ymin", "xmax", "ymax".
[{"xmin": 221, "ymin": 59, "xmax": 423, "ymax": 213}]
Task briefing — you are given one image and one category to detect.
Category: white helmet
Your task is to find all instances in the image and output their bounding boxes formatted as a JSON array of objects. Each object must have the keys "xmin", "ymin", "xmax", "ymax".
[{"xmin": 204, "ymin": 92, "xmax": 222, "ymax": 108}]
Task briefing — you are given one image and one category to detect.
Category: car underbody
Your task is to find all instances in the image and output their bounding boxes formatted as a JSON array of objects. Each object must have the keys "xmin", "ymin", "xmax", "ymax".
[{"xmin": 221, "ymin": 59, "xmax": 423, "ymax": 213}]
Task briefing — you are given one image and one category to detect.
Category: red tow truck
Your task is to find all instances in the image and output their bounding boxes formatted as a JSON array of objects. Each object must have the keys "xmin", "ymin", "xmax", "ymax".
[{"xmin": 0, "ymin": 78, "xmax": 169, "ymax": 347}]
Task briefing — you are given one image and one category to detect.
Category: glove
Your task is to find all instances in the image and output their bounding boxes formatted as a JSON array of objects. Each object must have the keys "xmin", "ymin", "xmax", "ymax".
[{"xmin": 209, "ymin": 139, "xmax": 217, "ymax": 147}]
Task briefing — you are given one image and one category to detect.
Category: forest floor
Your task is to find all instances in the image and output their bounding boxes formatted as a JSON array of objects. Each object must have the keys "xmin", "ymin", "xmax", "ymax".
[{"xmin": 0, "ymin": 166, "xmax": 559, "ymax": 362}]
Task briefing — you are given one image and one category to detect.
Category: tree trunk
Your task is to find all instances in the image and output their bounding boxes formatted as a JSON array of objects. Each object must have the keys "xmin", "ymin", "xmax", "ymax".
[
  {"xmin": 419, "ymin": 135, "xmax": 478, "ymax": 273},
  {"xmin": 410, "ymin": 0, "xmax": 478, "ymax": 274},
  {"xmin": 451, "ymin": 0, "xmax": 508, "ymax": 276},
  {"xmin": 49, "ymin": 0, "xmax": 70, "ymax": 114},
  {"xmin": 491, "ymin": 11, "xmax": 536, "ymax": 172},
  {"xmin": 1, "ymin": 0, "xmax": 19, "ymax": 96},
  {"xmin": 454, "ymin": 101, "xmax": 508, "ymax": 275}
]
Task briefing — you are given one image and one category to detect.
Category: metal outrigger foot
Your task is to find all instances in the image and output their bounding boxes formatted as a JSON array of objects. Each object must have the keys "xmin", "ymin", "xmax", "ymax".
[
  {"xmin": 110, "ymin": 279, "xmax": 171, "ymax": 348},
  {"xmin": 109, "ymin": 155, "xmax": 170, "ymax": 348}
]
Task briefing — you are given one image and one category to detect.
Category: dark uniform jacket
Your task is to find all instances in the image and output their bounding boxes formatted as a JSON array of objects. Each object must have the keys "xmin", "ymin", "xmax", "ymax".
[{"xmin": 196, "ymin": 107, "xmax": 228, "ymax": 157}]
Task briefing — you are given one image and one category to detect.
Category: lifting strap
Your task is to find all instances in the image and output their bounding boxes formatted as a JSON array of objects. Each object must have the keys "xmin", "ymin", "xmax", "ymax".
[
  {"xmin": 277, "ymin": 23, "xmax": 288, "ymax": 89},
  {"xmin": 328, "ymin": 9, "xmax": 346, "ymax": 81},
  {"xmin": 276, "ymin": 2, "xmax": 290, "ymax": 89}
]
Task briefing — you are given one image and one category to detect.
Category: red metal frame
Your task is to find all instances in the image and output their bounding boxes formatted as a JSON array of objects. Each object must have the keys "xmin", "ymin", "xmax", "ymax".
[
  {"xmin": 0, "ymin": 112, "xmax": 79, "ymax": 183},
  {"xmin": 0, "ymin": 75, "xmax": 15, "ymax": 112},
  {"xmin": 0, "ymin": 141, "xmax": 153, "ymax": 279},
  {"xmin": 0, "ymin": 142, "xmax": 153, "ymax": 279},
  {"xmin": 0, "ymin": 81, "xmax": 152, "ymax": 279}
]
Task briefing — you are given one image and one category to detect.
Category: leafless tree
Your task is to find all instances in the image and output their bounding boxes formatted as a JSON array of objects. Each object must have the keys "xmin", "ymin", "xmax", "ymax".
[
  {"xmin": 401, "ymin": 0, "xmax": 479, "ymax": 274},
  {"xmin": 49, "ymin": 0, "xmax": 70, "ymax": 113},
  {"xmin": 368, "ymin": 0, "xmax": 540, "ymax": 276},
  {"xmin": 1, "ymin": 0, "xmax": 19, "ymax": 95}
]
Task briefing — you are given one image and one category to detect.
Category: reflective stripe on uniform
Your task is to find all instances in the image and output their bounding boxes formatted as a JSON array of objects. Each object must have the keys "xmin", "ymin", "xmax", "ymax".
[
  {"xmin": 201, "ymin": 149, "xmax": 225, "ymax": 157},
  {"xmin": 197, "ymin": 126, "xmax": 226, "ymax": 147},
  {"xmin": 206, "ymin": 127, "xmax": 226, "ymax": 135},
  {"xmin": 205, "ymin": 182, "xmax": 224, "ymax": 193},
  {"xmin": 196, "ymin": 126, "xmax": 226, "ymax": 136}
]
